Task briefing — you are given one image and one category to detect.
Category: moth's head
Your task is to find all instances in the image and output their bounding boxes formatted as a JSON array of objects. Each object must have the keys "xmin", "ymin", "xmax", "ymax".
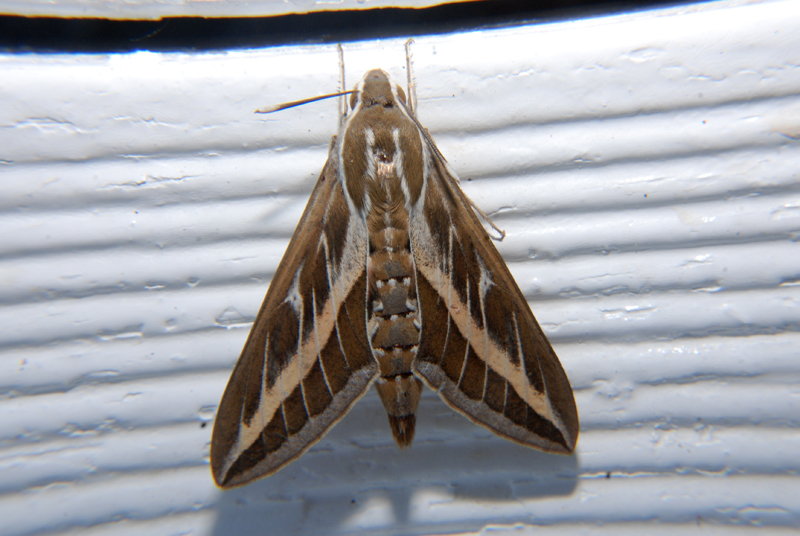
[{"xmin": 351, "ymin": 69, "xmax": 407, "ymax": 111}]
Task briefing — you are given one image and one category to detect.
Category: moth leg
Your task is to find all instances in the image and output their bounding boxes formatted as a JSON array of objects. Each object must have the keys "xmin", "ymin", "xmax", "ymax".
[{"xmin": 468, "ymin": 196, "xmax": 506, "ymax": 241}]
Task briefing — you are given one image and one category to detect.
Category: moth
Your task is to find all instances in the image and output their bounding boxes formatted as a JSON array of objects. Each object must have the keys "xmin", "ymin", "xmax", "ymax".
[{"xmin": 211, "ymin": 63, "xmax": 579, "ymax": 488}]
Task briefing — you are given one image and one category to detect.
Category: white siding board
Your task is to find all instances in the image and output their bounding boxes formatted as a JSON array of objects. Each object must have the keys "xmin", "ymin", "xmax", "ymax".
[{"xmin": 1, "ymin": 0, "xmax": 799, "ymax": 535}]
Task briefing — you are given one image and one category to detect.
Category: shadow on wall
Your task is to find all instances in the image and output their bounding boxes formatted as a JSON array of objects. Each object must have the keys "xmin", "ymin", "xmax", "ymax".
[{"xmin": 210, "ymin": 391, "xmax": 580, "ymax": 535}]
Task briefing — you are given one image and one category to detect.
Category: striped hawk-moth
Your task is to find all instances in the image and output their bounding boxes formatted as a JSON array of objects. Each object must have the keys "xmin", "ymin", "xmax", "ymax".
[{"xmin": 211, "ymin": 67, "xmax": 579, "ymax": 488}]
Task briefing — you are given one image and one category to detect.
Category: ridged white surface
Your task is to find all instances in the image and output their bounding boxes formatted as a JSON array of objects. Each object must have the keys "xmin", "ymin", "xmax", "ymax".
[{"xmin": 2, "ymin": 0, "xmax": 800, "ymax": 534}]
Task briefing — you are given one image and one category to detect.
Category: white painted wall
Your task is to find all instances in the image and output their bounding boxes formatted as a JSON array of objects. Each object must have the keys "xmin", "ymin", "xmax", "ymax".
[{"xmin": 1, "ymin": 1, "xmax": 799, "ymax": 534}]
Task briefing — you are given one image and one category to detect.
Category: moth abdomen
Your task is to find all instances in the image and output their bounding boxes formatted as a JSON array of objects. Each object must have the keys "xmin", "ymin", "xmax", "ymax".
[
  {"xmin": 375, "ymin": 374, "xmax": 424, "ymax": 447},
  {"xmin": 386, "ymin": 414, "xmax": 417, "ymax": 448}
]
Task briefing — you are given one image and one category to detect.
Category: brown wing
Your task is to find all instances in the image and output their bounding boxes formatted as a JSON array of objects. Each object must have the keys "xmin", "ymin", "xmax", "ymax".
[
  {"xmin": 410, "ymin": 141, "xmax": 579, "ymax": 454},
  {"xmin": 211, "ymin": 149, "xmax": 377, "ymax": 488}
]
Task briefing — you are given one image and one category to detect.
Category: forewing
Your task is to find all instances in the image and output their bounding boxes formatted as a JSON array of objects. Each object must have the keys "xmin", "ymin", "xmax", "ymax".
[
  {"xmin": 211, "ymin": 153, "xmax": 377, "ymax": 488},
  {"xmin": 410, "ymin": 145, "xmax": 579, "ymax": 454}
]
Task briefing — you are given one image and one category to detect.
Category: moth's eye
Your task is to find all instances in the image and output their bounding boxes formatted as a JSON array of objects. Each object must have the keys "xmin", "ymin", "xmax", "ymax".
[
  {"xmin": 396, "ymin": 85, "xmax": 406, "ymax": 105},
  {"xmin": 350, "ymin": 91, "xmax": 358, "ymax": 110}
]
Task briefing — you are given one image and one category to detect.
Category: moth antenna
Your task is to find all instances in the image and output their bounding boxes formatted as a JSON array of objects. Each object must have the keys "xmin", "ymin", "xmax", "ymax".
[
  {"xmin": 255, "ymin": 90, "xmax": 357, "ymax": 114},
  {"xmin": 404, "ymin": 38, "xmax": 417, "ymax": 115},
  {"xmin": 337, "ymin": 43, "xmax": 347, "ymax": 126}
]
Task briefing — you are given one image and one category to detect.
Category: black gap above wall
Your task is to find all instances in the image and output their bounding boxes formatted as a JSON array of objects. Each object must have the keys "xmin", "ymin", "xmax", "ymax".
[{"xmin": 0, "ymin": 0, "xmax": 688, "ymax": 53}]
